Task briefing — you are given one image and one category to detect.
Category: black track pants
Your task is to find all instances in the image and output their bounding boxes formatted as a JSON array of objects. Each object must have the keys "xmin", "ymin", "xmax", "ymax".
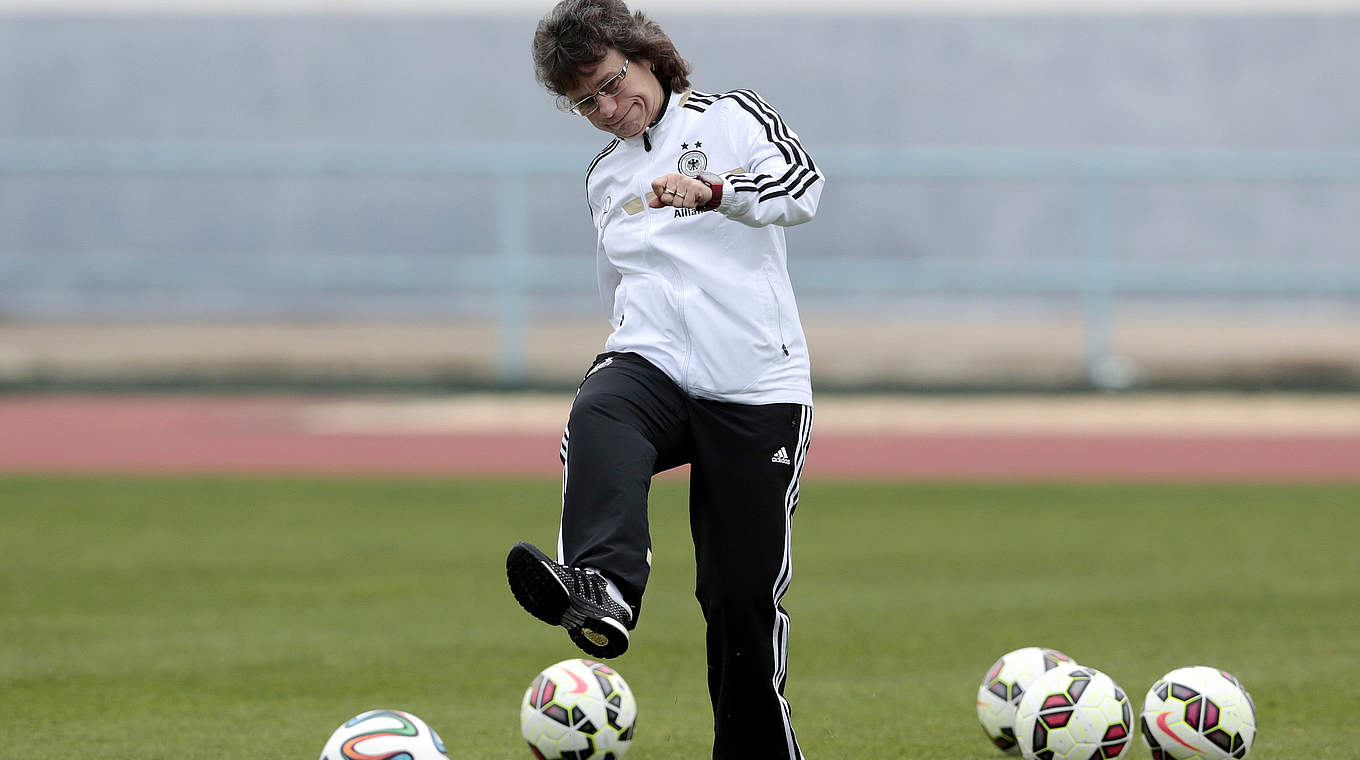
[{"xmin": 556, "ymin": 351, "xmax": 813, "ymax": 760}]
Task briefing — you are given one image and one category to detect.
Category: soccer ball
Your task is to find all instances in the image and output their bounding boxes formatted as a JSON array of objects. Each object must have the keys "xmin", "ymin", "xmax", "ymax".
[
  {"xmin": 520, "ymin": 658, "xmax": 638, "ymax": 760},
  {"xmin": 1140, "ymin": 666, "xmax": 1257, "ymax": 759},
  {"xmin": 1015, "ymin": 663, "xmax": 1133, "ymax": 760},
  {"xmin": 319, "ymin": 709, "xmax": 449, "ymax": 760},
  {"xmin": 977, "ymin": 647, "xmax": 1079, "ymax": 753}
]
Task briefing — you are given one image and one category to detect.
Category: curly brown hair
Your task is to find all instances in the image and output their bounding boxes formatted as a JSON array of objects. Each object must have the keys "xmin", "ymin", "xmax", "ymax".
[{"xmin": 532, "ymin": 0, "xmax": 691, "ymax": 98}]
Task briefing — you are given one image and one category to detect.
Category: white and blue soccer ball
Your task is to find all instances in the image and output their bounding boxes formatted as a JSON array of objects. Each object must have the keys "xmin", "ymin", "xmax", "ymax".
[
  {"xmin": 319, "ymin": 709, "xmax": 449, "ymax": 760},
  {"xmin": 1014, "ymin": 663, "xmax": 1134, "ymax": 760},
  {"xmin": 520, "ymin": 658, "xmax": 638, "ymax": 760},
  {"xmin": 977, "ymin": 647, "xmax": 1080, "ymax": 754},
  {"xmin": 1140, "ymin": 666, "xmax": 1257, "ymax": 760}
]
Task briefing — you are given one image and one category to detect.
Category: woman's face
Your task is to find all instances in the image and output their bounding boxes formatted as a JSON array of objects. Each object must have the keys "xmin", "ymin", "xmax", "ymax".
[{"xmin": 565, "ymin": 48, "xmax": 664, "ymax": 139}]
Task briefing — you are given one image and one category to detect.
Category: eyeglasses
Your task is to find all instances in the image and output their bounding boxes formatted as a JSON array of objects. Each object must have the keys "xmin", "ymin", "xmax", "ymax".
[{"xmin": 557, "ymin": 59, "xmax": 629, "ymax": 117}]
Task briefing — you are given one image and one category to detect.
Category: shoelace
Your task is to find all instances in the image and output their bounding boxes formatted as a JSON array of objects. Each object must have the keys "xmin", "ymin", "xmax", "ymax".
[
  {"xmin": 554, "ymin": 563, "xmax": 608, "ymax": 607},
  {"xmin": 550, "ymin": 560, "xmax": 629, "ymax": 622},
  {"xmin": 577, "ymin": 571, "xmax": 609, "ymax": 607}
]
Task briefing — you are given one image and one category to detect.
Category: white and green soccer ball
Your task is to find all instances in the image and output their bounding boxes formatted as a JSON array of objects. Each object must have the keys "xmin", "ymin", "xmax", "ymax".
[
  {"xmin": 520, "ymin": 658, "xmax": 637, "ymax": 760},
  {"xmin": 1014, "ymin": 663, "xmax": 1134, "ymax": 760},
  {"xmin": 1140, "ymin": 666, "xmax": 1257, "ymax": 760},
  {"xmin": 977, "ymin": 647, "xmax": 1079, "ymax": 754},
  {"xmin": 319, "ymin": 709, "xmax": 449, "ymax": 760}
]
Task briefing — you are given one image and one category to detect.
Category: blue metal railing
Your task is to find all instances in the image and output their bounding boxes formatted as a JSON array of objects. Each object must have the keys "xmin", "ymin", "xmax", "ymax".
[{"xmin": 3, "ymin": 143, "xmax": 1360, "ymax": 387}]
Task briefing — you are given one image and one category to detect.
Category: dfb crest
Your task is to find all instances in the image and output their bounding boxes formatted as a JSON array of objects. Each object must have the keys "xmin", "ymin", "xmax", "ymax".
[{"xmin": 677, "ymin": 145, "xmax": 708, "ymax": 177}]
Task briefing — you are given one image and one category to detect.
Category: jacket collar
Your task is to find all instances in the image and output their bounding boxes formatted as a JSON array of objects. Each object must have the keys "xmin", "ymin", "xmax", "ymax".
[{"xmin": 632, "ymin": 85, "xmax": 690, "ymax": 152}]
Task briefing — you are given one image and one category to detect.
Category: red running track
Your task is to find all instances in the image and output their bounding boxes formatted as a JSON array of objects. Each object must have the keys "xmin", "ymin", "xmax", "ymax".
[{"xmin": 2, "ymin": 395, "xmax": 1358, "ymax": 481}]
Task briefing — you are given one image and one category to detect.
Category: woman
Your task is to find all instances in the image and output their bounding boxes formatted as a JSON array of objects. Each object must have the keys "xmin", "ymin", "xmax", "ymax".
[{"xmin": 506, "ymin": 1, "xmax": 825, "ymax": 757}]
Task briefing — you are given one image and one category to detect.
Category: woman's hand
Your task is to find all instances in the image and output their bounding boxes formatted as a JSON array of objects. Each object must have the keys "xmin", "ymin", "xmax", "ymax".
[{"xmin": 648, "ymin": 173, "xmax": 712, "ymax": 209}]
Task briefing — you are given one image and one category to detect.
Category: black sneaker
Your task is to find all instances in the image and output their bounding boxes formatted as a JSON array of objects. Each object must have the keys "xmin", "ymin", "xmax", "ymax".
[{"xmin": 506, "ymin": 542, "xmax": 633, "ymax": 659}]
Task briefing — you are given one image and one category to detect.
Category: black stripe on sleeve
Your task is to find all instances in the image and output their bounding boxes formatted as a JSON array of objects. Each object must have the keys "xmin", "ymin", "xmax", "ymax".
[
  {"xmin": 729, "ymin": 173, "xmax": 776, "ymax": 192},
  {"xmin": 724, "ymin": 93, "xmax": 792, "ymax": 164},
  {"xmin": 787, "ymin": 170, "xmax": 819, "ymax": 201},
  {"xmin": 759, "ymin": 169, "xmax": 819, "ymax": 202},
  {"xmin": 732, "ymin": 166, "xmax": 809, "ymax": 195},
  {"xmin": 584, "ymin": 139, "xmax": 620, "ymax": 215},
  {"xmin": 683, "ymin": 89, "xmax": 718, "ymax": 113},
  {"xmin": 744, "ymin": 89, "xmax": 817, "ymax": 172},
  {"xmin": 721, "ymin": 89, "xmax": 818, "ymax": 173}
]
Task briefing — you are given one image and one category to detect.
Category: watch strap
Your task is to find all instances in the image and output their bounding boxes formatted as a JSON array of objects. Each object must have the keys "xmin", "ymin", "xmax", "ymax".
[{"xmin": 698, "ymin": 172, "xmax": 724, "ymax": 211}]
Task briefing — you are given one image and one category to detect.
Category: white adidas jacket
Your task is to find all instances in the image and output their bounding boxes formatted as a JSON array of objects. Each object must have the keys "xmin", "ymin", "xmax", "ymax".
[{"xmin": 585, "ymin": 87, "xmax": 825, "ymax": 406}]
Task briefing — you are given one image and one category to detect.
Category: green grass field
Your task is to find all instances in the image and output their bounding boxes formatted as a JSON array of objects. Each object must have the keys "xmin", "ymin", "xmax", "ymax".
[{"xmin": 2, "ymin": 476, "xmax": 1357, "ymax": 758}]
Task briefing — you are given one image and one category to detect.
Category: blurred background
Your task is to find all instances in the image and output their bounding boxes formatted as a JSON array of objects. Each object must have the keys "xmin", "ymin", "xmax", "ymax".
[{"xmin": 1, "ymin": 0, "xmax": 1357, "ymax": 394}]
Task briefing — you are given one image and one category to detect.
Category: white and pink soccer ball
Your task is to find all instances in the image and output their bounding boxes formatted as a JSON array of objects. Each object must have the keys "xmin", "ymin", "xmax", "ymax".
[
  {"xmin": 520, "ymin": 658, "xmax": 638, "ymax": 760},
  {"xmin": 1140, "ymin": 666, "xmax": 1257, "ymax": 760},
  {"xmin": 977, "ymin": 646, "xmax": 1080, "ymax": 754},
  {"xmin": 1014, "ymin": 663, "xmax": 1134, "ymax": 760}
]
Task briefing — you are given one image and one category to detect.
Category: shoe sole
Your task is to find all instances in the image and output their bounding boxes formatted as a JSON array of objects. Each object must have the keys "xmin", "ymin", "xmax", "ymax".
[{"xmin": 506, "ymin": 542, "xmax": 630, "ymax": 659}]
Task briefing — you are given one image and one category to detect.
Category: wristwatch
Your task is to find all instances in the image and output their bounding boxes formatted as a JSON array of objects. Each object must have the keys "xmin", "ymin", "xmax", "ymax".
[{"xmin": 697, "ymin": 171, "xmax": 724, "ymax": 211}]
